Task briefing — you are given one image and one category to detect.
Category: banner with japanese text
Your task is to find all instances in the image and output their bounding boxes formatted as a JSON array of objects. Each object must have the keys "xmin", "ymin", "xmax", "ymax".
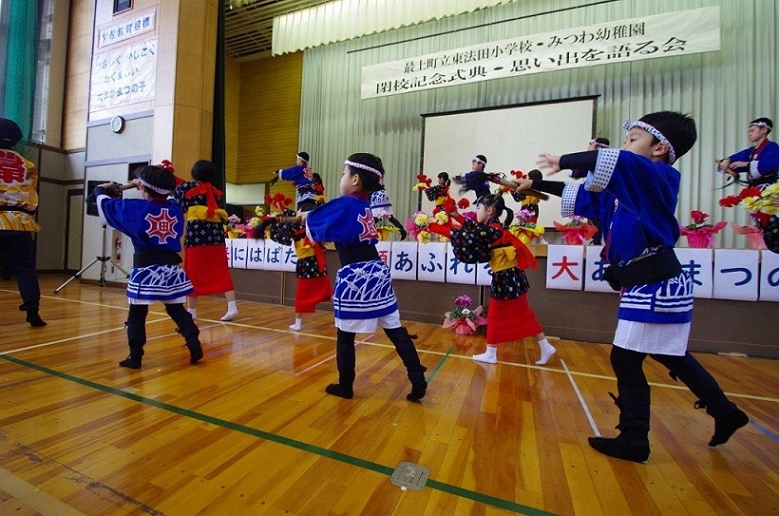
[
  {"xmin": 361, "ymin": 7, "xmax": 720, "ymax": 99},
  {"xmin": 226, "ymin": 241, "xmax": 776, "ymax": 302},
  {"xmin": 97, "ymin": 9, "xmax": 156, "ymax": 49},
  {"xmin": 90, "ymin": 38, "xmax": 157, "ymax": 111}
]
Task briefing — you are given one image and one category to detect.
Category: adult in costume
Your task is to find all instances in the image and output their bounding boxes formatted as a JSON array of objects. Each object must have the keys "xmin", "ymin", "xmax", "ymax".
[
  {"xmin": 718, "ymin": 117, "xmax": 779, "ymax": 187},
  {"xmin": 0, "ymin": 117, "xmax": 46, "ymax": 326}
]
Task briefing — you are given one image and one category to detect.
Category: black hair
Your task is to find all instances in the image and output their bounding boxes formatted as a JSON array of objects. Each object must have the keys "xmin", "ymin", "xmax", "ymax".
[
  {"xmin": 135, "ymin": 165, "xmax": 176, "ymax": 199},
  {"xmin": 191, "ymin": 159, "xmax": 217, "ymax": 183},
  {"xmin": 437, "ymin": 172, "xmax": 451, "ymax": 186},
  {"xmin": 312, "ymin": 172, "xmax": 323, "ymax": 184},
  {"xmin": 638, "ymin": 111, "xmax": 697, "ymax": 163},
  {"xmin": 0, "ymin": 117, "xmax": 23, "ymax": 149},
  {"xmin": 479, "ymin": 193, "xmax": 514, "ymax": 227},
  {"xmin": 750, "ymin": 117, "xmax": 773, "ymax": 134},
  {"xmin": 474, "ymin": 154, "xmax": 487, "ymax": 165},
  {"xmin": 527, "ymin": 169, "xmax": 543, "ymax": 180},
  {"xmin": 594, "ymin": 137, "xmax": 610, "ymax": 146},
  {"xmin": 297, "ymin": 151, "xmax": 310, "ymax": 163},
  {"xmin": 345, "ymin": 152, "xmax": 384, "ymax": 192}
]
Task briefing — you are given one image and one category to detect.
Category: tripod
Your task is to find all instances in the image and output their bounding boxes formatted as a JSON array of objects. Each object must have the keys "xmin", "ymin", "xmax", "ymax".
[{"xmin": 55, "ymin": 224, "xmax": 129, "ymax": 292}]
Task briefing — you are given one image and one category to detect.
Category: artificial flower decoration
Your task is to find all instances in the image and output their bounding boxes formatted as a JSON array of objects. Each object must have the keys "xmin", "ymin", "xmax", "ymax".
[
  {"xmin": 729, "ymin": 223, "xmax": 767, "ymax": 250},
  {"xmin": 443, "ymin": 295, "xmax": 487, "ymax": 335},
  {"xmin": 374, "ymin": 218, "xmax": 399, "ymax": 241},
  {"xmin": 679, "ymin": 210, "xmax": 727, "ymax": 248},
  {"xmin": 719, "ymin": 183, "xmax": 779, "ymax": 226},
  {"xmin": 412, "ymin": 173, "xmax": 432, "ymax": 192},
  {"xmin": 553, "ymin": 216, "xmax": 598, "ymax": 245},
  {"xmin": 159, "ymin": 159, "xmax": 184, "ymax": 186},
  {"xmin": 509, "ymin": 208, "xmax": 545, "ymax": 244},
  {"xmin": 264, "ymin": 192, "xmax": 294, "ymax": 214},
  {"xmin": 405, "ymin": 210, "xmax": 432, "ymax": 241},
  {"xmin": 225, "ymin": 214, "xmax": 244, "ymax": 238}
]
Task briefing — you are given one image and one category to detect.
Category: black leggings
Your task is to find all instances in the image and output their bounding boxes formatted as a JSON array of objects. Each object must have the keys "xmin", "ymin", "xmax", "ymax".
[{"xmin": 610, "ymin": 346, "xmax": 686, "ymax": 389}]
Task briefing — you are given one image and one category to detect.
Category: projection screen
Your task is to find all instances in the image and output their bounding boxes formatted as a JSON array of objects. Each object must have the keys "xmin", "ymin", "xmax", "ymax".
[{"xmin": 421, "ymin": 97, "xmax": 597, "ymax": 229}]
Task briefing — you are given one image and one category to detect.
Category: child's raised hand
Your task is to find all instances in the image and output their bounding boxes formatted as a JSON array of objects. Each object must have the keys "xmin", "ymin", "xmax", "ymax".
[{"xmin": 537, "ymin": 153, "xmax": 562, "ymax": 174}]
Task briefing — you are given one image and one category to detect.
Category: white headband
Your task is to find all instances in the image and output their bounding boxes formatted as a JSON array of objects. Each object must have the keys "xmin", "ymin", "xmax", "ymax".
[
  {"xmin": 297, "ymin": 153, "xmax": 308, "ymax": 163},
  {"xmin": 139, "ymin": 178, "xmax": 172, "ymax": 195},
  {"xmin": 623, "ymin": 120, "xmax": 677, "ymax": 164},
  {"xmin": 344, "ymin": 159, "xmax": 382, "ymax": 177},
  {"xmin": 472, "ymin": 156, "xmax": 486, "ymax": 165},
  {"xmin": 749, "ymin": 121, "xmax": 773, "ymax": 131}
]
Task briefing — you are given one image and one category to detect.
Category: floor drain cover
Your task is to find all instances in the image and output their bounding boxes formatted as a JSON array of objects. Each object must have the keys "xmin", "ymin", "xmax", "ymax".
[{"xmin": 390, "ymin": 461, "xmax": 429, "ymax": 491}]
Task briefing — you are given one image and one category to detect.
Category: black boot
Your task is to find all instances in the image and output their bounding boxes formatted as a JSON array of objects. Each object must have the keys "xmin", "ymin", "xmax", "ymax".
[
  {"xmin": 326, "ymin": 329, "xmax": 355, "ymax": 399},
  {"xmin": 588, "ymin": 385, "xmax": 651, "ymax": 463},
  {"xmin": 121, "ymin": 305, "xmax": 147, "ymax": 369},
  {"xmin": 384, "ymin": 327, "xmax": 427, "ymax": 401},
  {"xmin": 668, "ymin": 353, "xmax": 749, "ymax": 446},
  {"xmin": 166, "ymin": 304, "xmax": 203, "ymax": 364},
  {"xmin": 25, "ymin": 310, "xmax": 46, "ymax": 327}
]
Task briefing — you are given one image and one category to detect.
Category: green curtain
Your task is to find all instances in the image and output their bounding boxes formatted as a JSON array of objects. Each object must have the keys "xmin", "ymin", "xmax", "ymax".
[
  {"xmin": 212, "ymin": 0, "xmax": 227, "ymax": 197},
  {"xmin": 0, "ymin": 0, "xmax": 39, "ymax": 141}
]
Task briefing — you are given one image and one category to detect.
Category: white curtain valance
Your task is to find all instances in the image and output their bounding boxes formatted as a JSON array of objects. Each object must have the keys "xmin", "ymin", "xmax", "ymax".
[{"xmin": 272, "ymin": 0, "xmax": 518, "ymax": 55}]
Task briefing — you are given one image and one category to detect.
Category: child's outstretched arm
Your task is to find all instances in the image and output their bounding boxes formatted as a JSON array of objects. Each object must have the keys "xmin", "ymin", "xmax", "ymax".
[{"xmin": 537, "ymin": 153, "xmax": 562, "ymax": 174}]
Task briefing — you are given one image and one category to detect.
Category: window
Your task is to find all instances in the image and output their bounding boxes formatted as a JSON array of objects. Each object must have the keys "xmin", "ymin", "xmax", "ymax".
[{"xmin": 114, "ymin": 0, "xmax": 132, "ymax": 15}]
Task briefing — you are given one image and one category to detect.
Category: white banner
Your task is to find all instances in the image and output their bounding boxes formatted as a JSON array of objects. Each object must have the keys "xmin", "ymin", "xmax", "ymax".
[
  {"xmin": 90, "ymin": 38, "xmax": 157, "ymax": 111},
  {"xmin": 226, "ymin": 240, "xmax": 777, "ymax": 302},
  {"xmin": 97, "ymin": 9, "xmax": 156, "ymax": 48},
  {"xmin": 362, "ymin": 7, "xmax": 720, "ymax": 99}
]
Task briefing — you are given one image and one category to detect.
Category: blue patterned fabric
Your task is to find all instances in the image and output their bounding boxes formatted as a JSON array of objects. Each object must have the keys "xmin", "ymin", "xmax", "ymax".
[
  {"xmin": 306, "ymin": 195, "xmax": 397, "ymax": 320},
  {"xmin": 279, "ymin": 165, "xmax": 317, "ymax": 208},
  {"xmin": 560, "ymin": 149, "xmax": 692, "ymax": 325},
  {"xmin": 98, "ymin": 195, "xmax": 193, "ymax": 301}
]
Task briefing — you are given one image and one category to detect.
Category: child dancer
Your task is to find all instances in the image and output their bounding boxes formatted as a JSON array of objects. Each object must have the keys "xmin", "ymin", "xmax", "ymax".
[
  {"xmin": 272, "ymin": 152, "xmax": 318, "ymax": 211},
  {"xmin": 0, "ymin": 117, "xmax": 46, "ymax": 327},
  {"xmin": 311, "ymin": 172, "xmax": 327, "ymax": 205},
  {"xmin": 262, "ymin": 208, "xmax": 332, "ymax": 331},
  {"xmin": 173, "ymin": 160, "xmax": 238, "ymax": 321},
  {"xmin": 425, "ymin": 172, "xmax": 452, "ymax": 214},
  {"xmin": 518, "ymin": 111, "xmax": 748, "ymax": 462},
  {"xmin": 453, "ymin": 155, "xmax": 492, "ymax": 200},
  {"xmin": 371, "ymin": 184, "xmax": 407, "ymax": 240},
  {"xmin": 95, "ymin": 166, "xmax": 203, "ymax": 369},
  {"xmin": 301, "ymin": 153, "xmax": 427, "ymax": 401},
  {"xmin": 717, "ymin": 117, "xmax": 778, "ymax": 187},
  {"xmin": 431, "ymin": 195, "xmax": 555, "ymax": 365}
]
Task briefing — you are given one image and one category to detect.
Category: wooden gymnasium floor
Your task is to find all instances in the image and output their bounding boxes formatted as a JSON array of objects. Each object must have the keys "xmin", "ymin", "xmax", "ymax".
[{"xmin": 0, "ymin": 274, "xmax": 777, "ymax": 515}]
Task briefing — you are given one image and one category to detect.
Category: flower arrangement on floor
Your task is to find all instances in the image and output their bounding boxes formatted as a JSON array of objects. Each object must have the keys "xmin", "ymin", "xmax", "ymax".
[
  {"xmin": 442, "ymin": 295, "xmax": 487, "ymax": 335},
  {"xmin": 553, "ymin": 216, "xmax": 598, "ymax": 245},
  {"xmin": 679, "ymin": 210, "xmax": 727, "ymax": 248},
  {"xmin": 509, "ymin": 207, "xmax": 545, "ymax": 244}
]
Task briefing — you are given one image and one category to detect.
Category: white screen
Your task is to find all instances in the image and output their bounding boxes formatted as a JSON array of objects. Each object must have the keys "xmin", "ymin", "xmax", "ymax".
[{"xmin": 422, "ymin": 97, "xmax": 596, "ymax": 228}]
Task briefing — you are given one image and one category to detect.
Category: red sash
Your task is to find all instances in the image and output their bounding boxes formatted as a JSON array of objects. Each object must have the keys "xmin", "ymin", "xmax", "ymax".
[{"xmin": 184, "ymin": 181, "xmax": 223, "ymax": 218}]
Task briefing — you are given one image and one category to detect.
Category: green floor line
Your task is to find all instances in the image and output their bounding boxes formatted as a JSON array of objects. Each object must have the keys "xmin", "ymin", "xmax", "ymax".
[
  {"xmin": 426, "ymin": 344, "xmax": 454, "ymax": 383},
  {"xmin": 1, "ymin": 355, "xmax": 555, "ymax": 516}
]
